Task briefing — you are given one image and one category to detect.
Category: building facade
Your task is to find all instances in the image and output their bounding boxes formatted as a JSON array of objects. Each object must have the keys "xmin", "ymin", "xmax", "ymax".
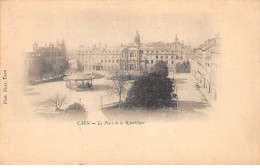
[
  {"xmin": 25, "ymin": 39, "xmax": 67, "ymax": 81},
  {"xmin": 190, "ymin": 34, "xmax": 221, "ymax": 100},
  {"xmin": 76, "ymin": 31, "xmax": 192, "ymax": 72}
]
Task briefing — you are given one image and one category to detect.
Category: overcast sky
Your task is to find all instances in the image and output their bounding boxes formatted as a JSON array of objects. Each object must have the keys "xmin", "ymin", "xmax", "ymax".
[{"xmin": 3, "ymin": 0, "xmax": 222, "ymax": 52}]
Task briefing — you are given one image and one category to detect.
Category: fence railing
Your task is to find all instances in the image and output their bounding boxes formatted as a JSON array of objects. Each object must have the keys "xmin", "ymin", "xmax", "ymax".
[{"xmin": 100, "ymin": 102, "xmax": 119, "ymax": 109}]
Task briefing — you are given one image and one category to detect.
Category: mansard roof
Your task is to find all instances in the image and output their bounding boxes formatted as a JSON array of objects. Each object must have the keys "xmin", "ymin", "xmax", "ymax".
[
  {"xmin": 122, "ymin": 46, "xmax": 140, "ymax": 51},
  {"xmin": 77, "ymin": 39, "xmax": 188, "ymax": 54}
]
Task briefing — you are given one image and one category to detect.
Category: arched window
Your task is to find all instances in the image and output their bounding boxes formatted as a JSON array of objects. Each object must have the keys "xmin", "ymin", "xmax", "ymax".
[{"xmin": 130, "ymin": 52, "xmax": 135, "ymax": 57}]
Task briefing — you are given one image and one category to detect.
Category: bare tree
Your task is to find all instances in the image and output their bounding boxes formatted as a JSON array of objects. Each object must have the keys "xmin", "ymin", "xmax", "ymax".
[
  {"xmin": 108, "ymin": 69, "xmax": 129, "ymax": 107},
  {"xmin": 45, "ymin": 92, "xmax": 68, "ymax": 111}
]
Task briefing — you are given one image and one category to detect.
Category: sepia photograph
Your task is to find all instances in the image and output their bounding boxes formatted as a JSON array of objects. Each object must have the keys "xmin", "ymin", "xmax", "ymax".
[
  {"xmin": 0, "ymin": 0, "xmax": 259, "ymax": 165},
  {"xmin": 22, "ymin": 3, "xmax": 220, "ymax": 122}
]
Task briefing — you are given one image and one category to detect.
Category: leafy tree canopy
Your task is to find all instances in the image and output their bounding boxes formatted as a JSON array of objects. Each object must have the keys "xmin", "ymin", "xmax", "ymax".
[
  {"xmin": 153, "ymin": 61, "xmax": 169, "ymax": 77},
  {"xmin": 126, "ymin": 73, "xmax": 173, "ymax": 109}
]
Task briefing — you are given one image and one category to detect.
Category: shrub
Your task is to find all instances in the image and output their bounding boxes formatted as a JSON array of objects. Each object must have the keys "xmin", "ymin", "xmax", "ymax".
[{"xmin": 65, "ymin": 103, "xmax": 86, "ymax": 113}]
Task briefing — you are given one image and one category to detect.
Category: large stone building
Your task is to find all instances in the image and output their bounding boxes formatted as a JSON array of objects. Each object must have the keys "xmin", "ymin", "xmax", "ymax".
[
  {"xmin": 76, "ymin": 31, "xmax": 192, "ymax": 72},
  {"xmin": 190, "ymin": 34, "xmax": 221, "ymax": 100},
  {"xmin": 25, "ymin": 39, "xmax": 67, "ymax": 81}
]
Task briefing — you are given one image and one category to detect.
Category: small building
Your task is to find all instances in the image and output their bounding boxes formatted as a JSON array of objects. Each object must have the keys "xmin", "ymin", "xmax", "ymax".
[
  {"xmin": 64, "ymin": 72, "xmax": 95, "ymax": 91},
  {"xmin": 64, "ymin": 72, "xmax": 104, "ymax": 91}
]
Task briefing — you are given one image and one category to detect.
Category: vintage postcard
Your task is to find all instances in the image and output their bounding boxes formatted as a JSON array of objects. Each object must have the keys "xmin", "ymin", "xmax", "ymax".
[{"xmin": 0, "ymin": 0, "xmax": 259, "ymax": 165}]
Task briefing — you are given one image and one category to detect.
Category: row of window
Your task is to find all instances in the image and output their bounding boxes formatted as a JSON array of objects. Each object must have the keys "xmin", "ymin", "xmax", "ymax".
[
  {"xmin": 144, "ymin": 50, "xmax": 177, "ymax": 54},
  {"xmin": 83, "ymin": 65, "xmax": 119, "ymax": 71},
  {"xmin": 78, "ymin": 55, "xmax": 180, "ymax": 60},
  {"xmin": 146, "ymin": 60, "xmax": 175, "ymax": 64},
  {"xmin": 81, "ymin": 60, "xmax": 120, "ymax": 63},
  {"xmin": 82, "ymin": 64, "xmax": 177, "ymax": 72},
  {"xmin": 155, "ymin": 55, "xmax": 180, "ymax": 59},
  {"xmin": 80, "ymin": 55, "xmax": 182, "ymax": 64},
  {"xmin": 80, "ymin": 59, "xmax": 179, "ymax": 65},
  {"xmin": 79, "ymin": 50, "xmax": 120, "ymax": 54},
  {"xmin": 78, "ymin": 49, "xmax": 185, "ymax": 54},
  {"xmin": 101, "ymin": 60, "xmax": 119, "ymax": 63},
  {"xmin": 78, "ymin": 55, "xmax": 120, "ymax": 59}
]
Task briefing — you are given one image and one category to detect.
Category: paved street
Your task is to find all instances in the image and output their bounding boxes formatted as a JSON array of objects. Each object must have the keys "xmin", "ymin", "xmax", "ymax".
[{"xmin": 173, "ymin": 73, "xmax": 213, "ymax": 119}]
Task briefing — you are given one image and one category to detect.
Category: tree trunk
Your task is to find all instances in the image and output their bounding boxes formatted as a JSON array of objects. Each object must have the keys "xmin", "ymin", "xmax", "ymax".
[{"xmin": 119, "ymin": 93, "xmax": 122, "ymax": 108}]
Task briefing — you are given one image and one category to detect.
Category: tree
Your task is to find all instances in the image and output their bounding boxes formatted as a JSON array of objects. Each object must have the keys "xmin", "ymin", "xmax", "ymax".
[
  {"xmin": 45, "ymin": 92, "xmax": 68, "ymax": 111},
  {"xmin": 126, "ymin": 73, "xmax": 173, "ymax": 109},
  {"xmin": 176, "ymin": 61, "xmax": 191, "ymax": 73},
  {"xmin": 153, "ymin": 61, "xmax": 169, "ymax": 77},
  {"xmin": 186, "ymin": 60, "xmax": 191, "ymax": 72},
  {"xmin": 37, "ymin": 58, "xmax": 53, "ymax": 80},
  {"xmin": 37, "ymin": 58, "xmax": 47, "ymax": 80},
  {"xmin": 53, "ymin": 60, "xmax": 69, "ymax": 76},
  {"xmin": 108, "ymin": 69, "xmax": 129, "ymax": 107}
]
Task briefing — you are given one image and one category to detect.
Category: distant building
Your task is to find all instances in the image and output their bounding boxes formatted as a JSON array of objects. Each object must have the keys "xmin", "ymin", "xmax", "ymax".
[
  {"xmin": 68, "ymin": 58, "xmax": 78, "ymax": 71},
  {"xmin": 76, "ymin": 31, "xmax": 192, "ymax": 72},
  {"xmin": 190, "ymin": 34, "xmax": 221, "ymax": 100},
  {"xmin": 25, "ymin": 39, "xmax": 67, "ymax": 81}
]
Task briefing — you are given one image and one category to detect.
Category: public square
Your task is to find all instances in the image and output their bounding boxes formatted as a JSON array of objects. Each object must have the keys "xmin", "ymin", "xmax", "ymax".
[{"xmin": 24, "ymin": 72, "xmax": 213, "ymax": 121}]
